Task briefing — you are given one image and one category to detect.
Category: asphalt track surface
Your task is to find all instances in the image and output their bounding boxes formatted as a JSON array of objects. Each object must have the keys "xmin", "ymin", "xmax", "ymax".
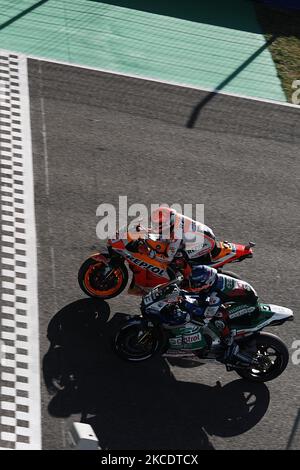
[{"xmin": 28, "ymin": 59, "xmax": 300, "ymax": 450}]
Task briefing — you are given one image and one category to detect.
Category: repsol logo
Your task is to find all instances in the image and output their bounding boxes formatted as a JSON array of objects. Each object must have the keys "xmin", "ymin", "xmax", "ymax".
[{"xmin": 124, "ymin": 253, "xmax": 166, "ymax": 276}]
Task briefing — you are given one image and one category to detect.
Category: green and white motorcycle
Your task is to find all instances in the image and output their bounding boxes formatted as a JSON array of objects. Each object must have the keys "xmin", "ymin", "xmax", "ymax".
[{"xmin": 114, "ymin": 278, "xmax": 294, "ymax": 382}]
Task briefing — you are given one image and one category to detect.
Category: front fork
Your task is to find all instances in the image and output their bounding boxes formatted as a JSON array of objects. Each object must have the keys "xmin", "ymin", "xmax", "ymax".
[{"xmin": 92, "ymin": 251, "xmax": 125, "ymax": 276}]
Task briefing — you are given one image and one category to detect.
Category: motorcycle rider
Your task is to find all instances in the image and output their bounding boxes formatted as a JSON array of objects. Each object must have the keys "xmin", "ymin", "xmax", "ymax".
[
  {"xmin": 149, "ymin": 206, "xmax": 216, "ymax": 264},
  {"xmin": 164, "ymin": 265, "xmax": 259, "ymax": 364},
  {"xmin": 127, "ymin": 206, "xmax": 217, "ymax": 295}
]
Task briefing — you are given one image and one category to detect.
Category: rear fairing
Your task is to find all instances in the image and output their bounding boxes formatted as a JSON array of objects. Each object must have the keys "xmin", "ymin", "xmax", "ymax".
[
  {"xmin": 210, "ymin": 242, "xmax": 253, "ymax": 268},
  {"xmin": 230, "ymin": 303, "xmax": 294, "ymax": 337}
]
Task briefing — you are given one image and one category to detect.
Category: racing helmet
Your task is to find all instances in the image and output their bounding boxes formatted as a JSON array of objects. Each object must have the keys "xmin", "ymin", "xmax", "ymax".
[
  {"xmin": 151, "ymin": 207, "xmax": 177, "ymax": 239},
  {"xmin": 190, "ymin": 265, "xmax": 217, "ymax": 292}
]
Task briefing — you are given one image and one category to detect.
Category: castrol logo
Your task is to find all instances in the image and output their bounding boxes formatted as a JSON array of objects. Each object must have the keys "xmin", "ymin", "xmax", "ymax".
[{"xmin": 183, "ymin": 332, "xmax": 201, "ymax": 344}]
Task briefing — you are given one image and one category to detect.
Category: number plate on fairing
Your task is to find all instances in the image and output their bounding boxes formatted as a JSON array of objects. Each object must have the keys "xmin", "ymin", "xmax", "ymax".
[{"xmin": 143, "ymin": 290, "xmax": 160, "ymax": 306}]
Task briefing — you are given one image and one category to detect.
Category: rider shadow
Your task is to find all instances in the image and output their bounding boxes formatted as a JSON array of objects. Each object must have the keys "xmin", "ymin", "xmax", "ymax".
[{"xmin": 43, "ymin": 299, "xmax": 271, "ymax": 450}]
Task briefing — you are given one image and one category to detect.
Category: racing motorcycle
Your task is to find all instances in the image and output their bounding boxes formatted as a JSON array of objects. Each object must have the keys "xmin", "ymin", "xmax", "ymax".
[
  {"xmin": 78, "ymin": 223, "xmax": 255, "ymax": 299},
  {"xmin": 114, "ymin": 277, "xmax": 293, "ymax": 383}
]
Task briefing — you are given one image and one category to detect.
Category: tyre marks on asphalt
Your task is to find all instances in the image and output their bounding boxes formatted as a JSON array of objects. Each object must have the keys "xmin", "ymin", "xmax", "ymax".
[{"xmin": 0, "ymin": 51, "xmax": 41, "ymax": 449}]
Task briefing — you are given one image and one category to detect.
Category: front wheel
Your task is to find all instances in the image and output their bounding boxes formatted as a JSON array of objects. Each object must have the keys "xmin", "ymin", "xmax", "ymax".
[
  {"xmin": 78, "ymin": 255, "xmax": 128, "ymax": 299},
  {"xmin": 114, "ymin": 323, "xmax": 163, "ymax": 361},
  {"xmin": 235, "ymin": 332, "xmax": 289, "ymax": 383}
]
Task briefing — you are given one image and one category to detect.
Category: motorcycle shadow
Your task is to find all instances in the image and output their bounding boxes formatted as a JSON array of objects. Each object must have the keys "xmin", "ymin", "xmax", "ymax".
[{"xmin": 43, "ymin": 298, "xmax": 270, "ymax": 450}]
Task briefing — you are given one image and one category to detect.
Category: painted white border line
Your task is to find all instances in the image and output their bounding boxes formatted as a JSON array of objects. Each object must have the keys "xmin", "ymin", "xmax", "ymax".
[
  {"xmin": 1, "ymin": 48, "xmax": 299, "ymax": 110},
  {"xmin": 18, "ymin": 54, "xmax": 42, "ymax": 450},
  {"xmin": 27, "ymin": 55, "xmax": 300, "ymax": 110}
]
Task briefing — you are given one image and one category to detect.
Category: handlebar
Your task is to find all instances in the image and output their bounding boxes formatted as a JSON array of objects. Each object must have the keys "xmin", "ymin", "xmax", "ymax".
[{"xmin": 151, "ymin": 274, "xmax": 184, "ymax": 294}]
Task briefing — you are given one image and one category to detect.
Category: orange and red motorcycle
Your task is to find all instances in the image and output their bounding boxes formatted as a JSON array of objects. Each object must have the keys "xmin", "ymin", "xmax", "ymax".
[{"xmin": 78, "ymin": 225, "xmax": 255, "ymax": 300}]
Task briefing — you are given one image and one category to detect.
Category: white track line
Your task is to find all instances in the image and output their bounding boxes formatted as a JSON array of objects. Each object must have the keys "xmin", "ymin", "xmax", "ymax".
[
  {"xmin": 0, "ymin": 50, "xmax": 41, "ymax": 450},
  {"xmin": 0, "ymin": 48, "xmax": 299, "ymax": 110},
  {"xmin": 26, "ymin": 55, "xmax": 300, "ymax": 110}
]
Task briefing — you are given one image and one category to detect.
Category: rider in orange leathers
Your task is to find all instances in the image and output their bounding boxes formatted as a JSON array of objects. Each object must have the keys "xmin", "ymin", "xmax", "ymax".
[
  {"xmin": 127, "ymin": 207, "xmax": 217, "ymax": 295},
  {"xmin": 148, "ymin": 206, "xmax": 216, "ymax": 264}
]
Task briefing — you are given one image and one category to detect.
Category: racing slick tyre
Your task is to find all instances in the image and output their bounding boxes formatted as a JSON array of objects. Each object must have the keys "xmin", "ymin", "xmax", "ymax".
[
  {"xmin": 114, "ymin": 324, "xmax": 164, "ymax": 362},
  {"xmin": 235, "ymin": 332, "xmax": 289, "ymax": 383},
  {"xmin": 78, "ymin": 255, "xmax": 128, "ymax": 299}
]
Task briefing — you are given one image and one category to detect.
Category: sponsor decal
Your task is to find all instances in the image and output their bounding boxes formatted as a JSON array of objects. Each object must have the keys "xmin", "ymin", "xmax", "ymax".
[
  {"xmin": 123, "ymin": 252, "xmax": 166, "ymax": 276},
  {"xmin": 186, "ymin": 242, "xmax": 205, "ymax": 254},
  {"xmin": 229, "ymin": 306, "xmax": 255, "ymax": 318},
  {"xmin": 183, "ymin": 332, "xmax": 202, "ymax": 344},
  {"xmin": 170, "ymin": 336, "xmax": 183, "ymax": 346},
  {"xmin": 225, "ymin": 277, "xmax": 235, "ymax": 289}
]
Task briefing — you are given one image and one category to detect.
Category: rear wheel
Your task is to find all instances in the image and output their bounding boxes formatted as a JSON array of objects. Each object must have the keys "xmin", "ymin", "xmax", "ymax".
[
  {"xmin": 78, "ymin": 256, "xmax": 128, "ymax": 299},
  {"xmin": 235, "ymin": 332, "xmax": 289, "ymax": 383}
]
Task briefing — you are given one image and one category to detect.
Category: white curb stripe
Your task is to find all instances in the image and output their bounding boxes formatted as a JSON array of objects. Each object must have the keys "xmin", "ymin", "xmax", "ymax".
[{"xmin": 0, "ymin": 51, "xmax": 41, "ymax": 450}]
